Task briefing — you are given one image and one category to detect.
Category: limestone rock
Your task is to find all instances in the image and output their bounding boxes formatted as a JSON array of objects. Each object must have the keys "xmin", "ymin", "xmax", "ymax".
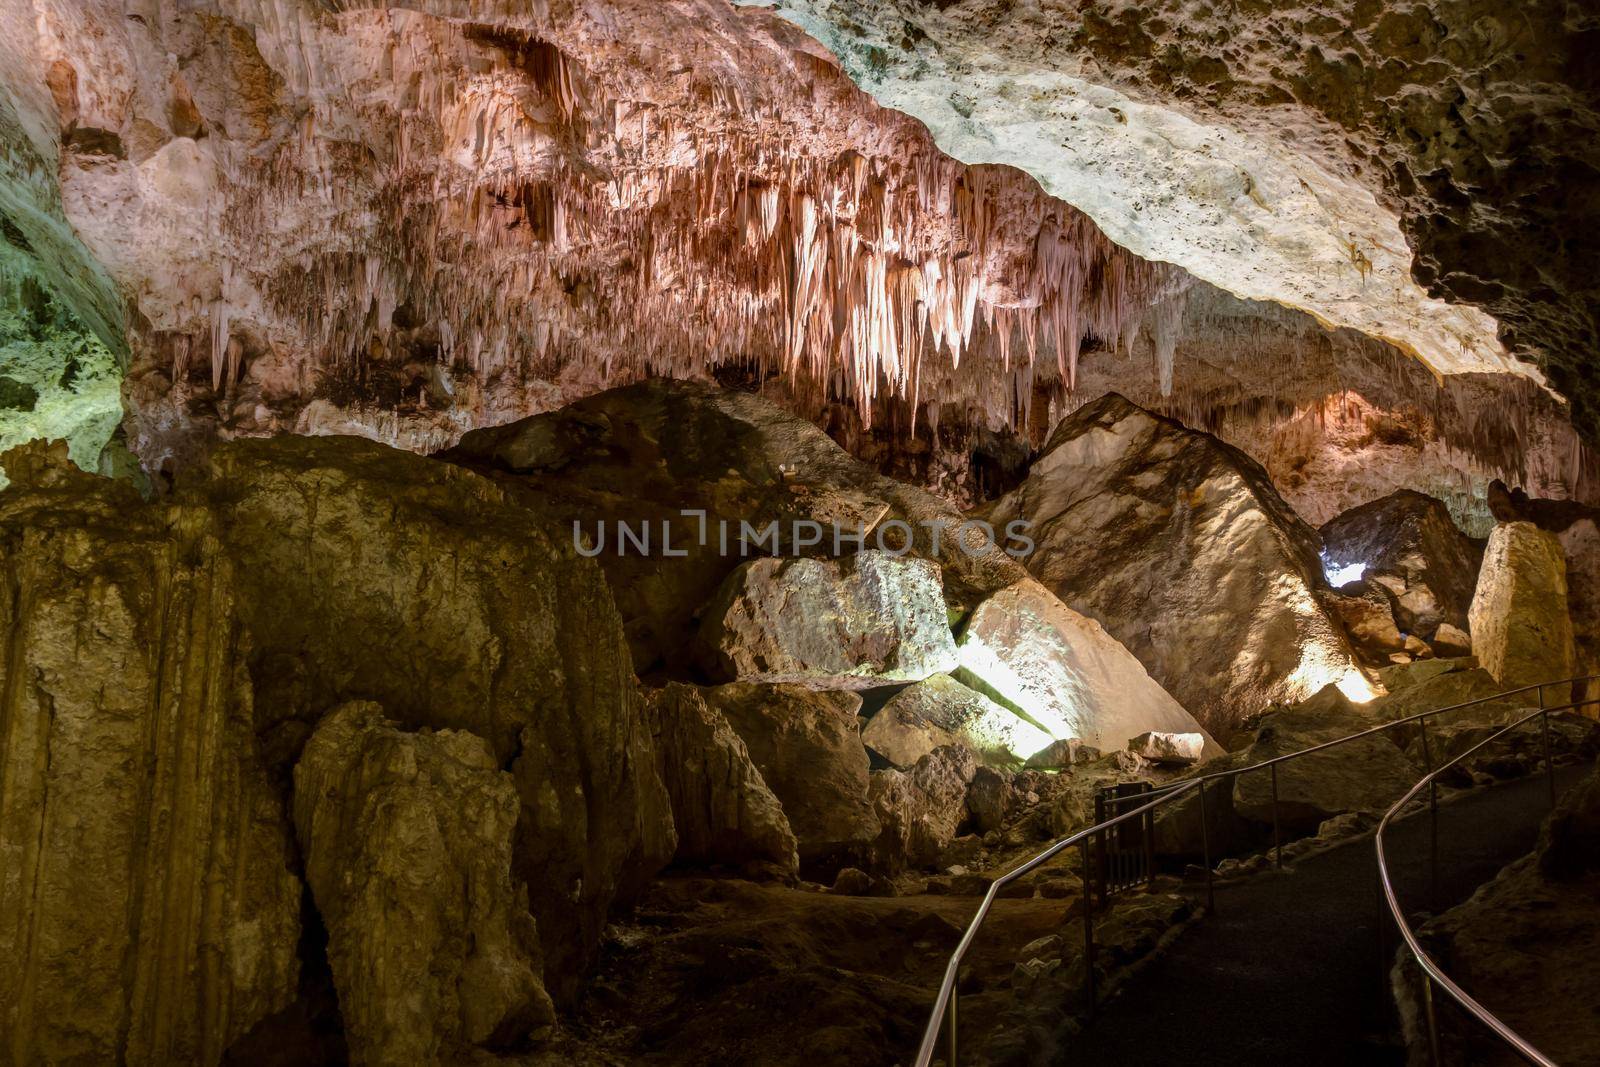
[
  {"xmin": 1430, "ymin": 622, "xmax": 1472, "ymax": 658},
  {"xmin": 1024, "ymin": 738, "xmax": 1098, "ymax": 769},
  {"xmin": 965, "ymin": 766, "xmax": 1014, "ymax": 834},
  {"xmin": 1320, "ymin": 490, "xmax": 1484, "ymax": 637},
  {"xmin": 702, "ymin": 684, "xmax": 878, "ymax": 871},
  {"xmin": 1127, "ymin": 731, "xmax": 1205, "ymax": 766},
  {"xmin": 976, "ymin": 394, "xmax": 1357, "ymax": 735},
  {"xmin": 695, "ymin": 550, "xmax": 959, "ymax": 689},
  {"xmin": 645, "ymin": 683, "xmax": 799, "ymax": 873},
  {"xmin": 956, "ymin": 575, "xmax": 1221, "ymax": 758},
  {"xmin": 1468, "ymin": 522, "xmax": 1576, "ymax": 689},
  {"xmin": 874, "ymin": 672, "xmax": 1052, "ymax": 767},
  {"xmin": 1325, "ymin": 585, "xmax": 1407, "ymax": 663},
  {"xmin": 861, "ymin": 700, "xmax": 959, "ymax": 770},
  {"xmin": 193, "ymin": 435, "xmax": 675, "ymax": 997},
  {"xmin": 869, "ymin": 746, "xmax": 978, "ymax": 873},
  {"xmin": 0, "ymin": 448, "xmax": 300, "ymax": 1065},
  {"xmin": 293, "ymin": 703, "xmax": 554, "ymax": 1064},
  {"xmin": 1231, "ymin": 690, "xmax": 1418, "ymax": 831}
]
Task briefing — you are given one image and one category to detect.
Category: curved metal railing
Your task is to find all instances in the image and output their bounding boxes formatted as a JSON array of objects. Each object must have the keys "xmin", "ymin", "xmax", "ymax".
[
  {"xmin": 915, "ymin": 675, "xmax": 1598, "ymax": 1067},
  {"xmin": 1376, "ymin": 685, "xmax": 1591, "ymax": 1067}
]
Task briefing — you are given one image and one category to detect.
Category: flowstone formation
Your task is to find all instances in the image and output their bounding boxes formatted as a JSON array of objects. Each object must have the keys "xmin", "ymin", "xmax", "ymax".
[{"xmin": 0, "ymin": 443, "xmax": 300, "ymax": 1066}]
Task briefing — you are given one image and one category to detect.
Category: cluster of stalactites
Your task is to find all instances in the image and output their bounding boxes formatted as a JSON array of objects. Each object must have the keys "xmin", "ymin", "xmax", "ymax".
[{"xmin": 198, "ymin": 22, "xmax": 1182, "ymax": 433}]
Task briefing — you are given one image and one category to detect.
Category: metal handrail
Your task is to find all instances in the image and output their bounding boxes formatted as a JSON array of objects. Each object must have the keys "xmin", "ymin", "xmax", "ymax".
[
  {"xmin": 915, "ymin": 674, "xmax": 1599, "ymax": 1067},
  {"xmin": 1375, "ymin": 690, "xmax": 1590, "ymax": 1067}
]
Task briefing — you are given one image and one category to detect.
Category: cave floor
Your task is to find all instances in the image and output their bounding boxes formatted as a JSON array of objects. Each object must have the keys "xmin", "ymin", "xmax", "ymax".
[{"xmin": 1063, "ymin": 763, "xmax": 1593, "ymax": 1066}]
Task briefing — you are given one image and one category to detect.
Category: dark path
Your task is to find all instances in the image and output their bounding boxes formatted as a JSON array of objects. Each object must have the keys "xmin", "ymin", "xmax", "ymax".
[{"xmin": 1062, "ymin": 764, "xmax": 1590, "ymax": 1066}]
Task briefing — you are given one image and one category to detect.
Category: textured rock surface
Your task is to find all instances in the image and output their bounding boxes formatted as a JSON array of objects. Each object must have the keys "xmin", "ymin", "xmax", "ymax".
[
  {"xmin": 1320, "ymin": 489, "xmax": 1484, "ymax": 639},
  {"xmin": 749, "ymin": 0, "xmax": 1600, "ymax": 442},
  {"xmin": 1400, "ymin": 763, "xmax": 1600, "ymax": 1065},
  {"xmin": 0, "ymin": 443, "xmax": 300, "ymax": 1066},
  {"xmin": 1127, "ymin": 731, "xmax": 1205, "ymax": 766},
  {"xmin": 979, "ymin": 394, "xmax": 1359, "ymax": 733},
  {"xmin": 645, "ymin": 683, "xmax": 800, "ymax": 874},
  {"xmin": 868, "ymin": 746, "xmax": 978, "ymax": 873},
  {"xmin": 696, "ymin": 551, "xmax": 958, "ymax": 689},
  {"xmin": 873, "ymin": 672, "xmax": 1051, "ymax": 766},
  {"xmin": 703, "ymin": 683, "xmax": 877, "ymax": 871},
  {"xmin": 956, "ymin": 574, "xmax": 1219, "ymax": 755},
  {"xmin": 444, "ymin": 380, "xmax": 1030, "ymax": 672},
  {"xmin": 1231, "ymin": 688, "xmax": 1417, "ymax": 831},
  {"xmin": 190, "ymin": 434, "xmax": 674, "ymax": 997},
  {"xmin": 860, "ymin": 699, "xmax": 959, "ymax": 771},
  {"xmin": 293, "ymin": 703, "xmax": 554, "ymax": 1064},
  {"xmin": 1469, "ymin": 522, "xmax": 1576, "ymax": 689}
]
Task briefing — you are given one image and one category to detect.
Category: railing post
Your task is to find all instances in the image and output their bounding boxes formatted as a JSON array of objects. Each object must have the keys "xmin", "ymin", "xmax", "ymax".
[
  {"xmin": 1079, "ymin": 839, "xmax": 1096, "ymax": 1016},
  {"xmin": 1417, "ymin": 715, "xmax": 1439, "ymax": 911},
  {"xmin": 1143, "ymin": 788, "xmax": 1158, "ymax": 891},
  {"xmin": 1196, "ymin": 779, "xmax": 1216, "ymax": 912},
  {"xmin": 1421, "ymin": 972, "xmax": 1443, "ymax": 1066},
  {"xmin": 1270, "ymin": 763, "xmax": 1283, "ymax": 869},
  {"xmin": 1541, "ymin": 708, "xmax": 1556, "ymax": 809},
  {"xmin": 946, "ymin": 982, "xmax": 958, "ymax": 1066}
]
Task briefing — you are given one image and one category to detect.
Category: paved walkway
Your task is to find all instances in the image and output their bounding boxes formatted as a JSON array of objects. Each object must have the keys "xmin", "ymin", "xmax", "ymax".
[{"xmin": 1063, "ymin": 764, "xmax": 1589, "ymax": 1066}]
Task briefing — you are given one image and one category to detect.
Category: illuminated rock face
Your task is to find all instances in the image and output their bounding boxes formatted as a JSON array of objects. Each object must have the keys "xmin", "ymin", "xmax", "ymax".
[
  {"xmin": 955, "ymin": 576, "xmax": 1219, "ymax": 756},
  {"xmin": 1469, "ymin": 522, "xmax": 1577, "ymax": 689},
  {"xmin": 0, "ymin": 444, "xmax": 300, "ymax": 1066},
  {"xmin": 980, "ymin": 393, "xmax": 1361, "ymax": 735},
  {"xmin": 696, "ymin": 551, "xmax": 960, "ymax": 688}
]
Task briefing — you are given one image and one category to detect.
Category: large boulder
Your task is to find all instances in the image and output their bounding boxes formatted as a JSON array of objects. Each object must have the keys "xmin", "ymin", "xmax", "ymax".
[
  {"xmin": 702, "ymin": 684, "xmax": 878, "ymax": 872},
  {"xmin": 1230, "ymin": 687, "xmax": 1418, "ymax": 831},
  {"xmin": 0, "ymin": 445, "xmax": 301, "ymax": 1065},
  {"xmin": 976, "ymin": 393, "xmax": 1358, "ymax": 735},
  {"xmin": 1468, "ymin": 522, "xmax": 1576, "ymax": 689},
  {"xmin": 868, "ymin": 746, "xmax": 978, "ymax": 873},
  {"xmin": 644, "ymin": 684, "xmax": 800, "ymax": 873},
  {"xmin": 442, "ymin": 380, "xmax": 1028, "ymax": 673},
  {"xmin": 190, "ymin": 435, "xmax": 675, "ymax": 998},
  {"xmin": 868, "ymin": 673, "xmax": 1054, "ymax": 767},
  {"xmin": 293, "ymin": 703, "xmax": 554, "ymax": 1064},
  {"xmin": 1320, "ymin": 490, "xmax": 1484, "ymax": 639},
  {"xmin": 955, "ymin": 576, "xmax": 1221, "ymax": 758},
  {"xmin": 695, "ymin": 551, "xmax": 958, "ymax": 688}
]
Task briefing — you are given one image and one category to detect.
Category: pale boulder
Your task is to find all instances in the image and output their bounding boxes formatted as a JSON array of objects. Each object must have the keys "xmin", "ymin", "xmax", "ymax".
[
  {"xmin": 873, "ymin": 672, "xmax": 1054, "ymax": 766},
  {"xmin": 956, "ymin": 576, "xmax": 1221, "ymax": 759},
  {"xmin": 293, "ymin": 703, "xmax": 554, "ymax": 1064},
  {"xmin": 1468, "ymin": 522, "xmax": 1576, "ymax": 688},
  {"xmin": 696, "ymin": 550, "xmax": 959, "ymax": 688},
  {"xmin": 1127, "ymin": 731, "xmax": 1206, "ymax": 766}
]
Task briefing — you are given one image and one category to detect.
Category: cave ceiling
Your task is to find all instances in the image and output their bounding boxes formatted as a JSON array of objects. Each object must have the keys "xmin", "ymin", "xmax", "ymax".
[{"xmin": 0, "ymin": 0, "xmax": 1595, "ymax": 515}]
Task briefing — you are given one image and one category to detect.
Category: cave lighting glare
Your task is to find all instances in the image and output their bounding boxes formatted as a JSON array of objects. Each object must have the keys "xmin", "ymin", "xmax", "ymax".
[{"xmin": 1321, "ymin": 552, "xmax": 1369, "ymax": 588}]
